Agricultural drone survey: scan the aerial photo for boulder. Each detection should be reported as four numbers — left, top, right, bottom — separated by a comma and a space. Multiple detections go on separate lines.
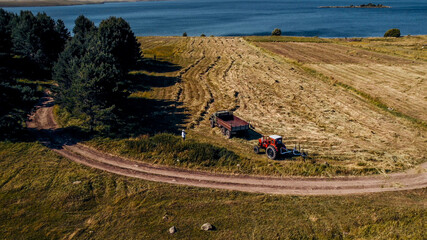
201, 223, 214, 231
169, 226, 177, 234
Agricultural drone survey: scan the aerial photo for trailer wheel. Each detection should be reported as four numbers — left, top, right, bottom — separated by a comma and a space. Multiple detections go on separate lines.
266, 146, 277, 160
253, 145, 260, 154
221, 127, 226, 135
210, 120, 215, 128
226, 129, 231, 139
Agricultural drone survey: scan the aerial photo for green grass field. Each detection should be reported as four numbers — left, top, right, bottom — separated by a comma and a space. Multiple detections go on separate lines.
1, 141, 425, 239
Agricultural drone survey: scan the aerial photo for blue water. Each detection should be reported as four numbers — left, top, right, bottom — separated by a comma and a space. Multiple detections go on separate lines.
4, 0, 427, 37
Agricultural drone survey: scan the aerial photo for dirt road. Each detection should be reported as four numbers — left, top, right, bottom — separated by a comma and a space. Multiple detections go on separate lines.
27, 95, 427, 195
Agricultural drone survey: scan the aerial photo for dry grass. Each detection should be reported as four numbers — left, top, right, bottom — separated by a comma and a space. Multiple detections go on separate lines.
336, 35, 427, 62
116, 36, 427, 176
254, 41, 427, 123
1, 141, 426, 239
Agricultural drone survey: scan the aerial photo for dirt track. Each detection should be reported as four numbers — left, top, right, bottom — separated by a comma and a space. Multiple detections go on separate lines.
27, 95, 427, 195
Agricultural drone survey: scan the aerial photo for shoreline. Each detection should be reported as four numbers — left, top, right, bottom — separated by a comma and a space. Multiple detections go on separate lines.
0, 0, 159, 7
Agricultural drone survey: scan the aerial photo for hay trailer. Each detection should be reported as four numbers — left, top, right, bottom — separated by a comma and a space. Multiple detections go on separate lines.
209, 111, 249, 138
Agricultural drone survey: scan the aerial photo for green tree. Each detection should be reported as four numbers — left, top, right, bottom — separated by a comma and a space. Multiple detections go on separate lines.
384, 28, 401, 37
71, 39, 122, 131
271, 28, 282, 36
98, 17, 141, 72
0, 57, 37, 138
73, 15, 96, 40
11, 11, 70, 71
0, 9, 14, 53
54, 16, 141, 132
53, 16, 95, 110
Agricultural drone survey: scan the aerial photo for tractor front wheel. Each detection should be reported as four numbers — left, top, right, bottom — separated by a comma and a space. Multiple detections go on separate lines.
210, 120, 215, 128
253, 145, 260, 154
266, 146, 277, 160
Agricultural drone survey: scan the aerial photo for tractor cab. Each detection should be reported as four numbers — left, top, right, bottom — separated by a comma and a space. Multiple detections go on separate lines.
254, 135, 306, 160
269, 135, 283, 146
258, 135, 285, 148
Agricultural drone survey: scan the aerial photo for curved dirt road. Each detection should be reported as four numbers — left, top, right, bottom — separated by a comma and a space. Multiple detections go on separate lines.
27, 95, 427, 195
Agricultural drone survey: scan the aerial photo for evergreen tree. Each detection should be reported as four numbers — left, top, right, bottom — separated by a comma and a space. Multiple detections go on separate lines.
0, 9, 14, 53
72, 38, 123, 131
73, 15, 96, 38
53, 16, 95, 110
0, 57, 37, 138
54, 15, 141, 132
11, 11, 70, 71
98, 17, 141, 72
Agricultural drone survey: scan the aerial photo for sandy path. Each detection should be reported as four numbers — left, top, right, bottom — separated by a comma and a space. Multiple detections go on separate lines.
27, 95, 427, 195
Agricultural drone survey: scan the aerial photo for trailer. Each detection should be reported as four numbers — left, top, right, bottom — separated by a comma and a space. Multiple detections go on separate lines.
209, 111, 249, 138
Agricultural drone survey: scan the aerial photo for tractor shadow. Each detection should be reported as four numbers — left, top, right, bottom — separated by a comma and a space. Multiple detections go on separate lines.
254, 150, 307, 161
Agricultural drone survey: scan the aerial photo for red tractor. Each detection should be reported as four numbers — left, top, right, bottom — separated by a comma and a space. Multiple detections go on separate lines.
254, 135, 306, 160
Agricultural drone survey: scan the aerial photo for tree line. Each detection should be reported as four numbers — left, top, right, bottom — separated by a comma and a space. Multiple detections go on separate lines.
0, 9, 141, 138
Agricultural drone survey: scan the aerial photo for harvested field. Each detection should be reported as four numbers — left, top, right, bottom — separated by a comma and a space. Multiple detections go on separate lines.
255, 41, 427, 123
129, 36, 427, 175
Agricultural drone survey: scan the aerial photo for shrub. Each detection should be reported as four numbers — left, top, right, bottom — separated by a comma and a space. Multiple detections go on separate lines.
271, 28, 282, 36
200, 34, 206, 37
182, 32, 187, 37
384, 28, 401, 37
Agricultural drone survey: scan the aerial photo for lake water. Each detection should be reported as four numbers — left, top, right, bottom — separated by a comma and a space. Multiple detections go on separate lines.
4, 0, 427, 37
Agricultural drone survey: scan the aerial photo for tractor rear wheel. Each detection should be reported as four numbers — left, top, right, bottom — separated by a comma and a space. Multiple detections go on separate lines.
226, 129, 231, 139
266, 145, 277, 160
253, 145, 260, 154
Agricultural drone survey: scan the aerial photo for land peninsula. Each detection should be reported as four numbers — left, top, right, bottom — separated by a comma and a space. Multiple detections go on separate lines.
320, 3, 391, 8
0, 0, 156, 7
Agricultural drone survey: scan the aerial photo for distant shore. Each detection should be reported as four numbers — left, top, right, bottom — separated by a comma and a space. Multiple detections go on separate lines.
0, 0, 158, 7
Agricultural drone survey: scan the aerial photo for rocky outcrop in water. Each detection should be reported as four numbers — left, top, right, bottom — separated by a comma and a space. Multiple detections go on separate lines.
320, 3, 391, 8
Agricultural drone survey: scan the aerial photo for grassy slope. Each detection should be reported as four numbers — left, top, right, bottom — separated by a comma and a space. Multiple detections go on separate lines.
1, 141, 426, 239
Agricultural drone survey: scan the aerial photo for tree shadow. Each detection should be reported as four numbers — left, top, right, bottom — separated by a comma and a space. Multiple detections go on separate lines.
128, 73, 181, 92
116, 97, 189, 138
136, 58, 182, 73
2, 54, 51, 81
26, 126, 94, 149
113, 57, 189, 138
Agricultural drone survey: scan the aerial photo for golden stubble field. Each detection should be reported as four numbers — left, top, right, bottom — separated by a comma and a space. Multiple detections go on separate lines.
136, 36, 426, 174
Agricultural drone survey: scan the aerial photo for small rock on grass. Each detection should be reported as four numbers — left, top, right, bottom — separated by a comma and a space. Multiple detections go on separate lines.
201, 223, 215, 231
169, 226, 177, 234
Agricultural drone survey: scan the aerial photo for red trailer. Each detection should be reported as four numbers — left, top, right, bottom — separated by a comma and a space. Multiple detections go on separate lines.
209, 111, 249, 138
